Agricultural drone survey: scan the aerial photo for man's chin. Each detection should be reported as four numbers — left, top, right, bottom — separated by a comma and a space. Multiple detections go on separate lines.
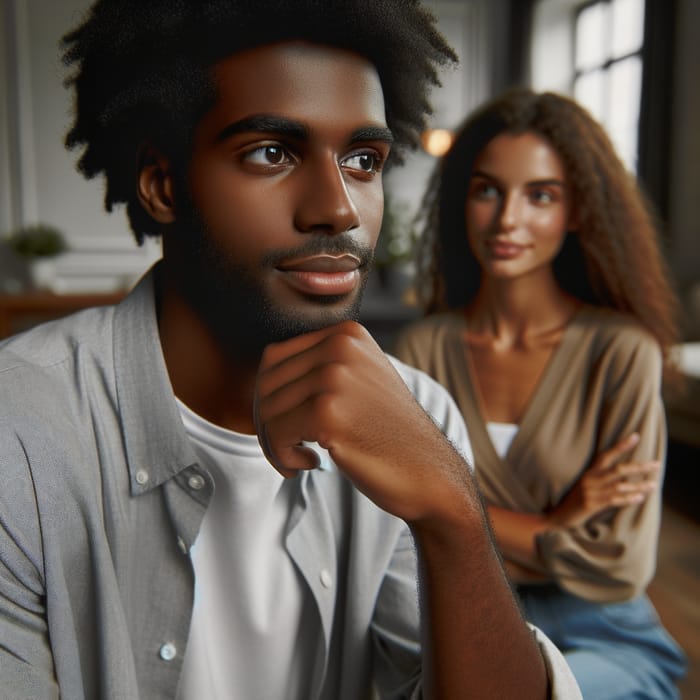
179, 258, 368, 359
207, 296, 364, 362
272, 299, 363, 340
275, 282, 367, 333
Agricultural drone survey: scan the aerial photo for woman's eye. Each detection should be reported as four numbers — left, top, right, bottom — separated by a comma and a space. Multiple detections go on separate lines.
343, 152, 380, 174
472, 182, 499, 199
244, 145, 291, 166
530, 189, 554, 204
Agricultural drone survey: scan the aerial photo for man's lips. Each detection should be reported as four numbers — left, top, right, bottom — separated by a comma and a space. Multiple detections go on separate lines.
276, 254, 363, 296
277, 253, 362, 273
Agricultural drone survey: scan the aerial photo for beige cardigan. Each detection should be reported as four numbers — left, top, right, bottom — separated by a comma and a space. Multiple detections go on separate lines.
395, 306, 665, 603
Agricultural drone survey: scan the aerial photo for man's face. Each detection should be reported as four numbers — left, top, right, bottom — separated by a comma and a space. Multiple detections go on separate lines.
166, 41, 392, 358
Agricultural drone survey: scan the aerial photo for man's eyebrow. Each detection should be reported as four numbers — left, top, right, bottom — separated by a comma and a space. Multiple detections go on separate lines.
349, 126, 394, 145
214, 115, 394, 146
215, 115, 309, 143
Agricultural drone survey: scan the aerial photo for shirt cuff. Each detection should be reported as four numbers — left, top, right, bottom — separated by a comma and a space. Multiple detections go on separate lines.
529, 623, 582, 699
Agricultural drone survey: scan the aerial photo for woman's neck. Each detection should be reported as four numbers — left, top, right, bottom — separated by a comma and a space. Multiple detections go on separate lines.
466, 273, 580, 349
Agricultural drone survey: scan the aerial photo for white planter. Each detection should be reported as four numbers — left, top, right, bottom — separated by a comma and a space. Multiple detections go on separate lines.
28, 258, 57, 291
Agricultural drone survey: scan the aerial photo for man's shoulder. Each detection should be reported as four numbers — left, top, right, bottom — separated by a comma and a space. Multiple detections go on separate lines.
386, 353, 474, 467
0, 304, 116, 372
0, 305, 118, 428
387, 352, 446, 398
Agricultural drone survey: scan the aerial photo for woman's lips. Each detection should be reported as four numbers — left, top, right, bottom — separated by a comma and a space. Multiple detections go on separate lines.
277, 254, 362, 296
488, 239, 526, 260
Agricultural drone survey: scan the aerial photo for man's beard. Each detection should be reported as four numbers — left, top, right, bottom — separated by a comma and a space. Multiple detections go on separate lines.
170, 205, 374, 362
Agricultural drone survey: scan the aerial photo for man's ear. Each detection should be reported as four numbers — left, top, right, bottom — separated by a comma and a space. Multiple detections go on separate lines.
136, 143, 177, 224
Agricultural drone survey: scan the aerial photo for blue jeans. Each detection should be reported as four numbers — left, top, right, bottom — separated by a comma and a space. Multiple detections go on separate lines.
516, 585, 687, 699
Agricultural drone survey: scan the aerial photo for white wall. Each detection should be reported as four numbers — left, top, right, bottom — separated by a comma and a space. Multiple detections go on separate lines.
0, 0, 161, 293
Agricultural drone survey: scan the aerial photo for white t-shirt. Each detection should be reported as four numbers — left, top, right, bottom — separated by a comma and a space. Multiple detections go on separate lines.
486, 421, 519, 459
175, 399, 317, 700
174, 356, 475, 698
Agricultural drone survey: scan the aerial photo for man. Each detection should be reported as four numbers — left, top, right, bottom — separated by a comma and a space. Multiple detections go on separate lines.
0, 1, 580, 697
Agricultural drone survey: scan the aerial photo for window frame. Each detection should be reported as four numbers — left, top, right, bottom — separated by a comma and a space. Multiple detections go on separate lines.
571, 0, 646, 172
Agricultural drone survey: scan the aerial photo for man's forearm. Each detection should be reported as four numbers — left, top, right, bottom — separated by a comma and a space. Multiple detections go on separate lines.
411, 498, 549, 699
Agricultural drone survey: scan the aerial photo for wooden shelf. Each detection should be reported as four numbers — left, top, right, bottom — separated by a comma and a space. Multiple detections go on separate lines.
0, 291, 125, 339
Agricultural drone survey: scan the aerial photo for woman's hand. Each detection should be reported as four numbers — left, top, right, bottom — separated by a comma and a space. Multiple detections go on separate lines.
549, 433, 660, 529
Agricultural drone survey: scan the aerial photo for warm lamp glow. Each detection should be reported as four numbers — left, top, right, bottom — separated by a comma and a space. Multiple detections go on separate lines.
421, 128, 454, 156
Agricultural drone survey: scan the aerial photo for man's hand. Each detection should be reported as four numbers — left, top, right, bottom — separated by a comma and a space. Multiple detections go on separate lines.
254, 320, 471, 524
256, 320, 550, 699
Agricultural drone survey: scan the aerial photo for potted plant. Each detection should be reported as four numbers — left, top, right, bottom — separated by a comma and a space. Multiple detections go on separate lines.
373, 193, 416, 296
5, 223, 68, 291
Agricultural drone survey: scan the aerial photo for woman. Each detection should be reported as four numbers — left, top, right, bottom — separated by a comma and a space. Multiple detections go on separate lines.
395, 88, 687, 699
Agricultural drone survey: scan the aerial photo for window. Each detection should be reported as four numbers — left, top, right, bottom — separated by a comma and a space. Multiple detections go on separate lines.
573, 0, 645, 171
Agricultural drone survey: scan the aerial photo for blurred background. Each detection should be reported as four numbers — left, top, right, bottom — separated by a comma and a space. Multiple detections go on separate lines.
1, 0, 698, 333
1, 0, 698, 695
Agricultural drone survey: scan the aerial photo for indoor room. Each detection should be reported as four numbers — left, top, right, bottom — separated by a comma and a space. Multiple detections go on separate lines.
1, 1, 698, 696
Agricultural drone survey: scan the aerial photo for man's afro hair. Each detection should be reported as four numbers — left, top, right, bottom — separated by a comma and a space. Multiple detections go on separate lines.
61, 0, 457, 242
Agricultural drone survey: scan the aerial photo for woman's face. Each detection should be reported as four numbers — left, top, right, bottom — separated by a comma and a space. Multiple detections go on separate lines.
464, 131, 573, 282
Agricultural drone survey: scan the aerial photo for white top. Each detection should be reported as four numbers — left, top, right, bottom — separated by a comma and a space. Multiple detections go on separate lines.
175, 399, 315, 700
486, 421, 519, 459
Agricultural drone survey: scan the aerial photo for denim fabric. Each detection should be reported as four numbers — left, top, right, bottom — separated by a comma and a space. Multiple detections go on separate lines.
517, 584, 687, 699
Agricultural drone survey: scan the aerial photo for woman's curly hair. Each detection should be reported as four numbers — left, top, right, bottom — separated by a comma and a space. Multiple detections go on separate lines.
415, 87, 682, 378
61, 0, 457, 244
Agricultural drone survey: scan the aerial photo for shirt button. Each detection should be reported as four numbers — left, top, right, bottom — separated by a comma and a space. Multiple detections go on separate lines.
135, 469, 149, 485
187, 473, 205, 491
319, 569, 333, 589
159, 642, 177, 661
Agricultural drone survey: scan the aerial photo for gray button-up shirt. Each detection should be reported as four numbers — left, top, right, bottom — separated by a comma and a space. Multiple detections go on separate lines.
0, 271, 581, 699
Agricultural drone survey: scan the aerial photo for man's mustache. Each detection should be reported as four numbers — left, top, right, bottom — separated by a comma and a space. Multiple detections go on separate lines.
261, 235, 374, 270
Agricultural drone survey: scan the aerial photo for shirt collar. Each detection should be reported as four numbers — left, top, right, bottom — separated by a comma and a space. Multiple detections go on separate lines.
113, 264, 199, 495
112, 265, 336, 495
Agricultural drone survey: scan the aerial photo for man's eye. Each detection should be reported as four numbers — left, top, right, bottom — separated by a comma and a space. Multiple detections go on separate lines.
343, 152, 380, 173
244, 145, 291, 166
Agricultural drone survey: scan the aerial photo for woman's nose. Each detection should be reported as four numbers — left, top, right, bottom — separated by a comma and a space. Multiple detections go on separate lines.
497, 192, 521, 231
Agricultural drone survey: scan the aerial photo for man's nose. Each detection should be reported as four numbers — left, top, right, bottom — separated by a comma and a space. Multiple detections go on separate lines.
293, 157, 360, 235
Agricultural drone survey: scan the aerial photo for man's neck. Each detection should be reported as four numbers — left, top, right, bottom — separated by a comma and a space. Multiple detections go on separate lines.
157, 287, 259, 434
